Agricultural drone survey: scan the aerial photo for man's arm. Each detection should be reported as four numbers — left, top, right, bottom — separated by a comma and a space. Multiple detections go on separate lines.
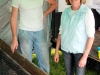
10, 7, 19, 53
44, 0, 57, 17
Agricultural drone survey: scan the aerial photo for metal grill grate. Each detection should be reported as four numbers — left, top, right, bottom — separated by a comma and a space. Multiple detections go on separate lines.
0, 49, 31, 75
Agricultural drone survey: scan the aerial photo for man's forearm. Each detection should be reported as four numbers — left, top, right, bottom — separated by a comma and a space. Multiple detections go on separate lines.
10, 18, 17, 40
10, 7, 18, 40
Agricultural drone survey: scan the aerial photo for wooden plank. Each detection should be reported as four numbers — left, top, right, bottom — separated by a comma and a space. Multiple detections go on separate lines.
88, 55, 100, 62
88, 31, 100, 62
0, 39, 48, 75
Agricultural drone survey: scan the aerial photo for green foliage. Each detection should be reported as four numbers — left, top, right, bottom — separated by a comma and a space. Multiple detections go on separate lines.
50, 54, 66, 75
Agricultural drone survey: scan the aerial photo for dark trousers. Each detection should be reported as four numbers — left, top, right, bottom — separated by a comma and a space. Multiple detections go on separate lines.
62, 51, 86, 75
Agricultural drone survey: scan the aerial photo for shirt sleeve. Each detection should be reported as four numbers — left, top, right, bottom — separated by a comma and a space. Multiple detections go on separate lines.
59, 25, 62, 34
59, 11, 64, 34
85, 8, 95, 37
12, 0, 19, 8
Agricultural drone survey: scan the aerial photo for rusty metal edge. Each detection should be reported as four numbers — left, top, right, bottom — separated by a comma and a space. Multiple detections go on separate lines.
0, 39, 48, 75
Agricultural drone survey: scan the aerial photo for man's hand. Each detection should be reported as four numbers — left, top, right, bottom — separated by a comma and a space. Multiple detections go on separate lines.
11, 39, 18, 54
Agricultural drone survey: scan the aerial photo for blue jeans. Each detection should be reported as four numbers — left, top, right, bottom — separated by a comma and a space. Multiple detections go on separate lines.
18, 29, 50, 74
62, 51, 86, 75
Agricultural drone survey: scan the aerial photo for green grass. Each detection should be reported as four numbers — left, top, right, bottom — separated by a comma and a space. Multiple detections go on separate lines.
32, 48, 100, 75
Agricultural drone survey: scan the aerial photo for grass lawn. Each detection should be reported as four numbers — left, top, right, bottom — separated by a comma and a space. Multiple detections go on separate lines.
32, 48, 100, 75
